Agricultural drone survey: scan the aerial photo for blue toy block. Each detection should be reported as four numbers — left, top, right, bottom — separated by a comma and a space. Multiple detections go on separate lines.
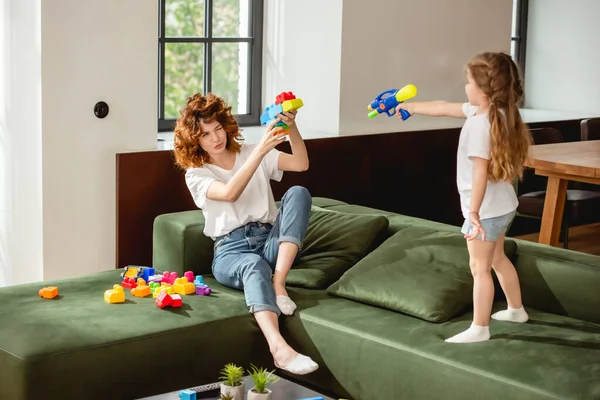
179, 389, 196, 400
260, 103, 287, 128
141, 267, 155, 283
194, 275, 205, 287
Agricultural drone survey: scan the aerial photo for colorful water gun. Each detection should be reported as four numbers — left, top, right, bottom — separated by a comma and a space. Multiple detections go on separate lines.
260, 91, 304, 134
367, 84, 417, 120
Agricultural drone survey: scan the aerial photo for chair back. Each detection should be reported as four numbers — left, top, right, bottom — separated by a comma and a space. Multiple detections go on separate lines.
529, 127, 563, 145
519, 127, 564, 194
581, 118, 600, 141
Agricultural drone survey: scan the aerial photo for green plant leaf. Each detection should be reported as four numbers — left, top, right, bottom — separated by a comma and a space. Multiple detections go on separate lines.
247, 364, 279, 393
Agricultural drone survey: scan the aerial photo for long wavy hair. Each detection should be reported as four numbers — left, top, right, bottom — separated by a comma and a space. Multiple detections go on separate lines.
173, 93, 244, 169
467, 52, 532, 182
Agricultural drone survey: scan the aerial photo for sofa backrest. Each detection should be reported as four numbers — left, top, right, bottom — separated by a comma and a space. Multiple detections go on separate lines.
513, 239, 600, 324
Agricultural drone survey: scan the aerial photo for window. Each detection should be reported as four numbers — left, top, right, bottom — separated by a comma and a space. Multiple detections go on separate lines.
158, 0, 264, 131
511, 0, 528, 76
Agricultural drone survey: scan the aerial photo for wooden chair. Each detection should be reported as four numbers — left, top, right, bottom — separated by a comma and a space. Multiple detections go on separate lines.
515, 127, 600, 248
581, 117, 600, 141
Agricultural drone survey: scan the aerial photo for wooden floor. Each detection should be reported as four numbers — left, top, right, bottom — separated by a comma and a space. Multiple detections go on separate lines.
514, 223, 600, 256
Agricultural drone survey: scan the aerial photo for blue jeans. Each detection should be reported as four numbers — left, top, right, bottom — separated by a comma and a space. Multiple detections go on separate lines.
211, 186, 312, 315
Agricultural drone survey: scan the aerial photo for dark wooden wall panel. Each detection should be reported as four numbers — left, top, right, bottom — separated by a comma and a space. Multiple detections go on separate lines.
116, 119, 585, 269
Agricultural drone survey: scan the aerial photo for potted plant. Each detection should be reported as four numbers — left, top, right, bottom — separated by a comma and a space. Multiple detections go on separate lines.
246, 364, 280, 400
219, 363, 245, 400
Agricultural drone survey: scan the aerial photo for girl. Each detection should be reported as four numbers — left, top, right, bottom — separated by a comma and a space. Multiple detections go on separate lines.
396, 52, 531, 343
173, 93, 318, 373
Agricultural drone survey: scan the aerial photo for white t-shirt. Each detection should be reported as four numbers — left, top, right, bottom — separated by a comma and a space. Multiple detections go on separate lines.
185, 143, 283, 239
456, 103, 518, 220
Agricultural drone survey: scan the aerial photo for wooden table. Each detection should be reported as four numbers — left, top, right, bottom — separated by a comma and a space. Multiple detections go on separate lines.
524, 140, 600, 246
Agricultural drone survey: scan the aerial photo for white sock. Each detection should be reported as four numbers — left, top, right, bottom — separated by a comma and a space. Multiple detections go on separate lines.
445, 322, 490, 343
492, 306, 529, 323
276, 353, 319, 375
276, 295, 297, 316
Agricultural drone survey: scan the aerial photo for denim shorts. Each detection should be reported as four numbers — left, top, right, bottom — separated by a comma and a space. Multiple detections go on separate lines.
461, 210, 516, 242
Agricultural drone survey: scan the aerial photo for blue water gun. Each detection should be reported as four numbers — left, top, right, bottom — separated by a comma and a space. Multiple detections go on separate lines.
367, 84, 417, 120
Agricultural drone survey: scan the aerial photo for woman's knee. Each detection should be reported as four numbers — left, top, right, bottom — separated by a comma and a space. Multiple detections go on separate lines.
284, 186, 311, 205
239, 255, 273, 281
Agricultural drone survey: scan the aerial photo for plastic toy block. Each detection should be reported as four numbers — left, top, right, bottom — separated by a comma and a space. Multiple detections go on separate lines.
148, 274, 163, 283
171, 294, 183, 308
260, 103, 285, 125
122, 277, 138, 289
179, 389, 196, 400
137, 278, 147, 286
121, 266, 141, 280
174, 278, 195, 295
141, 267, 155, 283
104, 285, 125, 304
155, 291, 172, 308
162, 271, 178, 285
193, 275, 205, 287
281, 98, 304, 113
184, 271, 194, 283
39, 286, 59, 299
131, 285, 150, 298
276, 91, 296, 104
195, 285, 212, 296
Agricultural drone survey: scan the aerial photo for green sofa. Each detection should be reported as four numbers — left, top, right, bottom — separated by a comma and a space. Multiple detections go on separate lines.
1, 198, 599, 399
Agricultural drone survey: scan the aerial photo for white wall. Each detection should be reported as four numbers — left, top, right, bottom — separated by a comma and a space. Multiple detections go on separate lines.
262, 0, 343, 135
524, 0, 600, 113
41, 0, 157, 280
262, 0, 512, 137
0, 0, 43, 286
339, 0, 513, 135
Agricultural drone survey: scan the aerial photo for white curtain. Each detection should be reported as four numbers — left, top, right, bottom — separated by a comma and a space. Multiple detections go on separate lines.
0, 0, 43, 287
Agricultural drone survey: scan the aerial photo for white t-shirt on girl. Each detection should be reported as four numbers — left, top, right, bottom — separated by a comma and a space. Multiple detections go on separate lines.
456, 102, 518, 220
185, 143, 283, 239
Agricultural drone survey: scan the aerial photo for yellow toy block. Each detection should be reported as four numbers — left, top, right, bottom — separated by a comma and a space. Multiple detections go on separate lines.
131, 285, 150, 298
137, 278, 147, 286
281, 98, 304, 113
39, 286, 59, 299
153, 286, 174, 298
173, 277, 195, 295
104, 285, 125, 304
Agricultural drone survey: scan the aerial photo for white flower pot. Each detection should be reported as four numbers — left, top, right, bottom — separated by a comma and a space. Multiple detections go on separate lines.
247, 388, 272, 400
220, 382, 245, 400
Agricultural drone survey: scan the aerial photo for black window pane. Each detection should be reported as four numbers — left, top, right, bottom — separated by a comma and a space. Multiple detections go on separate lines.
166, 0, 205, 37
164, 42, 205, 118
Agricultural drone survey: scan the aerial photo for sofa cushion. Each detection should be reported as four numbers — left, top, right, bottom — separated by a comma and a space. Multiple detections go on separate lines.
286, 206, 389, 289
327, 226, 518, 322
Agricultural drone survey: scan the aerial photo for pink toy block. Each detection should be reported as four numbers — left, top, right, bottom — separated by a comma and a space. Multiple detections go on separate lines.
162, 271, 178, 285
184, 271, 194, 283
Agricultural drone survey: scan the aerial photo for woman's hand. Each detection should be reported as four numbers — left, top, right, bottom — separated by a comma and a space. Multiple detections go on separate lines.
256, 118, 286, 156
276, 109, 297, 128
465, 212, 486, 241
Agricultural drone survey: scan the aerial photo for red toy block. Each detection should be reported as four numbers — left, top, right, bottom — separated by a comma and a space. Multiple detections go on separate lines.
155, 291, 172, 308
122, 277, 138, 289
275, 91, 296, 104
171, 294, 183, 308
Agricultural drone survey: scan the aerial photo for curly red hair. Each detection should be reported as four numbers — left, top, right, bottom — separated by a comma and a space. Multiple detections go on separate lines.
173, 93, 244, 169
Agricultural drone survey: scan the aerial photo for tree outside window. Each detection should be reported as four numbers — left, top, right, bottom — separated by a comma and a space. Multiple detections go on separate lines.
158, 0, 263, 131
